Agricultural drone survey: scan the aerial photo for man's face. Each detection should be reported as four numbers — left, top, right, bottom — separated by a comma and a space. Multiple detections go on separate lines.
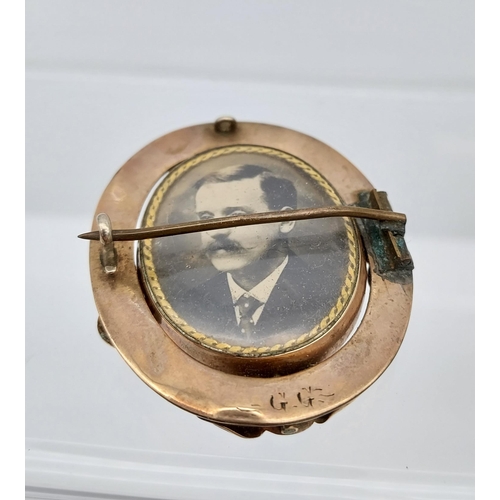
195, 177, 288, 273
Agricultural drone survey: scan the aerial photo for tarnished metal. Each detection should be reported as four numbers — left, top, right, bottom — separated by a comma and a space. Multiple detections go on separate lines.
356, 190, 413, 283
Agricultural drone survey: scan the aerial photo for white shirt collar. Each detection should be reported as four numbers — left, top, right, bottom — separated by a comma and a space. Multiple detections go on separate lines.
226, 255, 289, 325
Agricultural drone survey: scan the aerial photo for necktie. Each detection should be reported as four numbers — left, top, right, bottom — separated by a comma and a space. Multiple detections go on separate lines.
235, 294, 263, 341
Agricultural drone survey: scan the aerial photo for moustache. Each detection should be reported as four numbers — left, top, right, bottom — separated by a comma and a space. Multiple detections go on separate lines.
206, 236, 243, 255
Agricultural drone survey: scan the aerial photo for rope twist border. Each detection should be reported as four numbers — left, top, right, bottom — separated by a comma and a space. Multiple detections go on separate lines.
140, 145, 359, 357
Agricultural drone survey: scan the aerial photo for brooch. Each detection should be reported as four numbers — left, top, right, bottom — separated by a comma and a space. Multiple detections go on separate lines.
79, 117, 413, 437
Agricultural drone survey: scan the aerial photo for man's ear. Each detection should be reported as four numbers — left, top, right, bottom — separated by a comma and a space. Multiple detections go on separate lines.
279, 206, 296, 234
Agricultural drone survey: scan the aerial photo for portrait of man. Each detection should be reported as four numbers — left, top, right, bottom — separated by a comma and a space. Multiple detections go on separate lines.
142, 146, 356, 351
170, 164, 334, 344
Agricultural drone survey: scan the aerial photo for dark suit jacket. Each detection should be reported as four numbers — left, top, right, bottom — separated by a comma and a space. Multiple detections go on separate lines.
171, 252, 336, 345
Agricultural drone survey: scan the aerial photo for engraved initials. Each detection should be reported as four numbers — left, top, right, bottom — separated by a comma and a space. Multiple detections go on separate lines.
270, 392, 288, 411
297, 386, 322, 407
269, 387, 335, 410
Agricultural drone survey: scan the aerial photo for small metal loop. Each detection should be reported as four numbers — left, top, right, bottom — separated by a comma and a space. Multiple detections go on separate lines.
98, 223, 112, 246
97, 213, 117, 274
214, 116, 237, 134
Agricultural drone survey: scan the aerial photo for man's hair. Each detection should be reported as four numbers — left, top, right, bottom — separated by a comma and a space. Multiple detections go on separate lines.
194, 164, 297, 210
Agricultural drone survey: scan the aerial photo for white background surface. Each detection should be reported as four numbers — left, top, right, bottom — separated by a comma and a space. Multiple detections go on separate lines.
25, 2, 474, 499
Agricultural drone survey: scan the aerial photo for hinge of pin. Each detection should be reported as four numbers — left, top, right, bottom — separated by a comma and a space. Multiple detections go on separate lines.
355, 190, 414, 283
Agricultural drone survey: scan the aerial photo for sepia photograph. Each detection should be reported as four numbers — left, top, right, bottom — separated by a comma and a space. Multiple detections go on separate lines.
141, 146, 359, 350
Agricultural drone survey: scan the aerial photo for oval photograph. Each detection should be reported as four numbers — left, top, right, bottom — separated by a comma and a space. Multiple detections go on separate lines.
139, 145, 360, 356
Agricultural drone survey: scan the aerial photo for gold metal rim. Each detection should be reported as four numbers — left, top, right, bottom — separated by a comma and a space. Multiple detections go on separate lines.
89, 122, 413, 428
